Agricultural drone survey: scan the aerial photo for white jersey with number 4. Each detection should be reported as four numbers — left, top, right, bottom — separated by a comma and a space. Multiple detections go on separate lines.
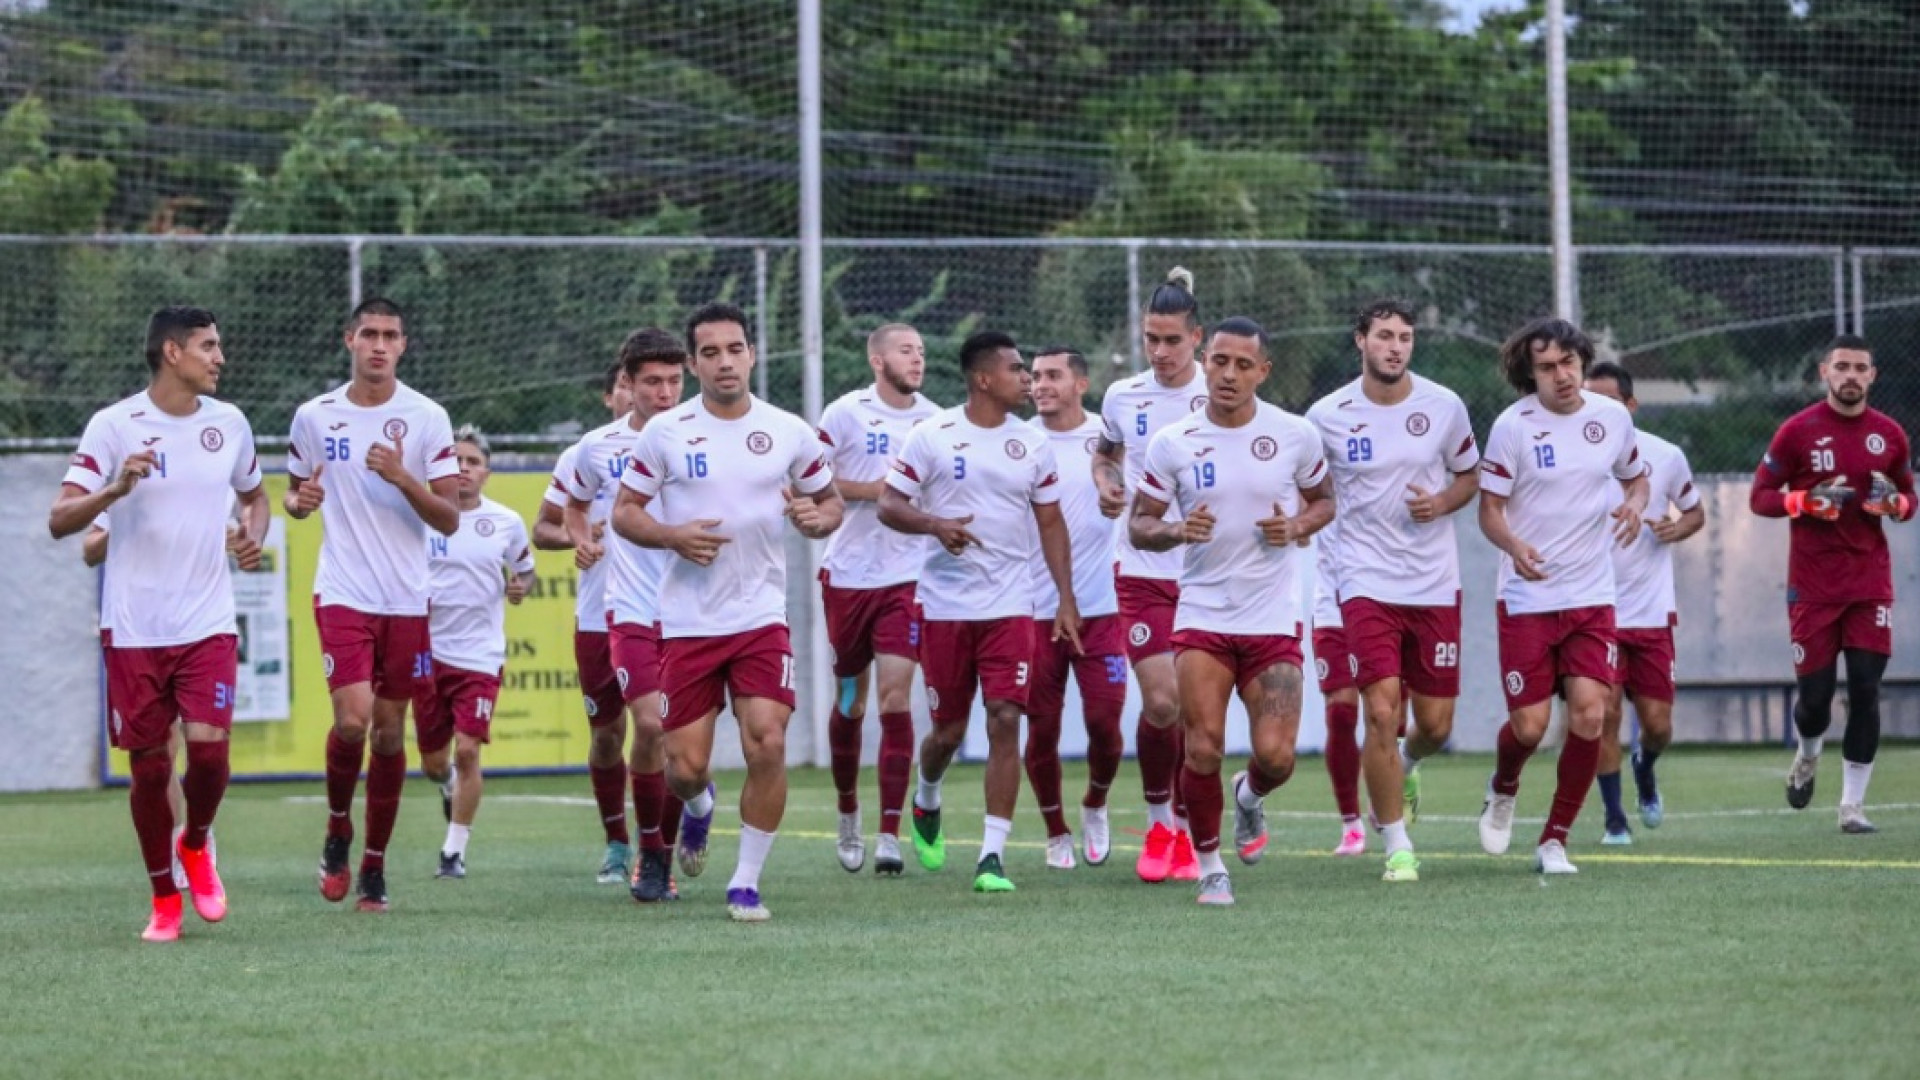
622, 396, 833, 639
564, 417, 668, 628
544, 443, 610, 633
65, 392, 263, 647
1307, 374, 1479, 607
427, 497, 534, 673
1100, 368, 1209, 582
888, 406, 1062, 622
1141, 402, 1329, 637
817, 387, 939, 589
1027, 415, 1116, 620
1480, 392, 1645, 615
287, 381, 459, 617
1611, 430, 1700, 629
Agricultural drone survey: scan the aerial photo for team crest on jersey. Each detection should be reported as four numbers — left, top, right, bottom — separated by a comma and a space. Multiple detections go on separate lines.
1084, 435, 1099, 455
1251, 436, 1278, 461
475, 518, 496, 537
746, 431, 773, 455
1406, 412, 1431, 437
1129, 622, 1151, 647
1005, 439, 1027, 460
1504, 670, 1524, 696
1582, 421, 1605, 444
199, 426, 224, 452
384, 418, 409, 442
1868, 433, 1887, 455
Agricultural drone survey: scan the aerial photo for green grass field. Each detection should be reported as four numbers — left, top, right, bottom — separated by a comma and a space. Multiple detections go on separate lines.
4, 745, 1917, 1080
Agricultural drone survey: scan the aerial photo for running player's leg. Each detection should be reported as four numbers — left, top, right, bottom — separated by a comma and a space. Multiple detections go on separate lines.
1024, 620, 1073, 861
1349, 597, 1413, 859
436, 669, 497, 878
613, 621, 673, 894
413, 671, 455, 819
822, 582, 876, 868
1311, 624, 1363, 853
1596, 681, 1632, 843
1620, 627, 1676, 829
1120, 576, 1184, 876
354, 616, 427, 911
1174, 644, 1237, 905
575, 630, 632, 881
1787, 602, 1843, 810
1069, 616, 1129, 865
1482, 606, 1558, 856
107, 644, 185, 939
166, 722, 186, 842
1533, 609, 1615, 872
1398, 601, 1460, 831
1839, 644, 1888, 832
316, 605, 377, 900
974, 618, 1036, 891
719, 627, 800, 919
172, 634, 235, 921
871, 651, 917, 869
912, 621, 978, 873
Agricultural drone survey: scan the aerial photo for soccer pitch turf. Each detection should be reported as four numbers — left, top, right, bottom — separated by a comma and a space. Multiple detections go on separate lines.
3, 746, 1916, 1080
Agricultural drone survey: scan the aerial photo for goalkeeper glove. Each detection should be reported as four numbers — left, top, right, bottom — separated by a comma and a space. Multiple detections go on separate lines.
1862, 470, 1911, 520
1783, 476, 1854, 521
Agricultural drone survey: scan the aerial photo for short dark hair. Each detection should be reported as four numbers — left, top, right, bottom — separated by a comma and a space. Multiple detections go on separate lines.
1585, 359, 1635, 401
1034, 344, 1087, 376
348, 296, 405, 332
1146, 266, 1200, 327
144, 305, 218, 372
960, 330, 1019, 373
684, 302, 751, 353
1824, 334, 1873, 363
1500, 317, 1594, 394
1354, 298, 1417, 336
618, 327, 687, 378
602, 360, 625, 395
1210, 316, 1270, 359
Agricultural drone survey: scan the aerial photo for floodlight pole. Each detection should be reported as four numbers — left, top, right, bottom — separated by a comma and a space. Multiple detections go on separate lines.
798, 0, 832, 769
1547, 0, 1577, 321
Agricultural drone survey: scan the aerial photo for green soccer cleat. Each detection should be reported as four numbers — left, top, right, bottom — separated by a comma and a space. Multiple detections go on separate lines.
972, 853, 1015, 893
911, 805, 946, 872
1403, 765, 1422, 826
1382, 849, 1420, 883
596, 841, 632, 886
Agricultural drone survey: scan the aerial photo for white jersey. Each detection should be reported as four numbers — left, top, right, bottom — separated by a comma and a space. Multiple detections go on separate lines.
544, 443, 610, 633
1307, 374, 1479, 607
1027, 415, 1117, 619
287, 381, 458, 616
817, 387, 940, 588
564, 416, 670, 628
426, 497, 534, 673
1312, 519, 1343, 630
1480, 392, 1646, 615
622, 396, 833, 639
65, 392, 262, 647
1141, 402, 1329, 636
888, 406, 1063, 622
1611, 430, 1700, 629
1099, 367, 1210, 581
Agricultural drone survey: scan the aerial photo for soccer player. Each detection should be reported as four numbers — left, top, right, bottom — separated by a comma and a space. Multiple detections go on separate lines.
1025, 346, 1127, 868
286, 297, 461, 913
534, 360, 640, 883
564, 329, 691, 903
49, 305, 269, 941
1476, 318, 1649, 875
417, 428, 535, 879
1306, 299, 1480, 883
1583, 361, 1704, 844
1310, 539, 1367, 856
1092, 266, 1210, 883
880, 330, 1081, 893
1750, 335, 1914, 833
612, 302, 843, 922
815, 323, 938, 875
1128, 317, 1333, 906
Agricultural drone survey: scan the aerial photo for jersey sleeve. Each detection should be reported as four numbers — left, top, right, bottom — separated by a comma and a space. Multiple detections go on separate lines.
285, 405, 318, 481
1099, 386, 1125, 447
63, 413, 119, 494
420, 405, 460, 483
1139, 429, 1180, 506
1443, 396, 1480, 473
562, 440, 603, 503
1669, 447, 1702, 513
504, 516, 536, 575
1027, 438, 1063, 507
546, 445, 579, 507
788, 418, 835, 497
1293, 427, 1330, 490
816, 399, 848, 453
229, 416, 263, 494
1758, 418, 1798, 483
1479, 412, 1518, 499
1612, 423, 1646, 482
622, 425, 668, 500
886, 424, 936, 497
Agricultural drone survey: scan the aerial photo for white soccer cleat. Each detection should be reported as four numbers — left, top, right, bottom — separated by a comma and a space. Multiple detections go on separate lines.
1786, 750, 1818, 810
1535, 840, 1578, 875
1046, 834, 1077, 870
836, 811, 866, 872
873, 832, 905, 876
1479, 776, 1517, 856
1333, 820, 1367, 856
1839, 804, 1878, 834
1079, 806, 1110, 866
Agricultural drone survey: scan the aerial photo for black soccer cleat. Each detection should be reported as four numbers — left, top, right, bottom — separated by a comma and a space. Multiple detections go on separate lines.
355, 867, 389, 912
631, 848, 673, 904
436, 852, 466, 880
1786, 750, 1818, 811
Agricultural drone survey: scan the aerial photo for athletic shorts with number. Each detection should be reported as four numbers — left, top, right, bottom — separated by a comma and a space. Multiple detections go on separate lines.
412, 663, 502, 754
1614, 625, 1678, 704
1116, 572, 1179, 663
1172, 627, 1305, 695
573, 629, 626, 729
920, 617, 1037, 726
820, 573, 919, 678
101, 630, 237, 752
659, 624, 795, 732
1311, 623, 1355, 696
1789, 600, 1892, 676
1027, 614, 1129, 719
610, 619, 663, 704
1341, 595, 1463, 698
315, 602, 431, 698
1496, 602, 1616, 710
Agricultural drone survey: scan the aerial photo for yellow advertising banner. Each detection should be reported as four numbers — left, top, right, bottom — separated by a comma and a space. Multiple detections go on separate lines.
105, 470, 595, 781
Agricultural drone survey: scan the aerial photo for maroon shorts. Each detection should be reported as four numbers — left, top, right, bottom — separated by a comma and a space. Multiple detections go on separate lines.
659, 624, 795, 732
1789, 601, 1892, 676
1311, 623, 1356, 695
1614, 625, 1678, 704
1116, 573, 1180, 662
315, 603, 431, 698
101, 631, 237, 752
1027, 614, 1130, 719
1496, 603, 1617, 710
572, 630, 626, 728
1172, 628, 1305, 695
610, 620, 663, 704
413, 663, 502, 753
820, 574, 919, 677
921, 617, 1037, 726
1341, 596, 1463, 698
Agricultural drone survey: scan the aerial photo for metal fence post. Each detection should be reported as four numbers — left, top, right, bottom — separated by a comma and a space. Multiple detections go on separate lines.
1851, 251, 1866, 335
1833, 252, 1847, 336
755, 245, 770, 401
1125, 239, 1143, 372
